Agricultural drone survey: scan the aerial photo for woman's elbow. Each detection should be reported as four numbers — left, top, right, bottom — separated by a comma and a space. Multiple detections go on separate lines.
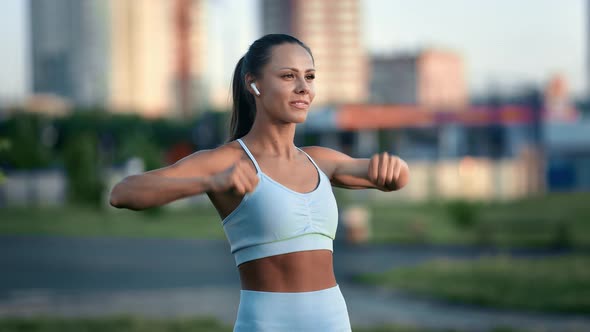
109, 183, 125, 208
109, 178, 140, 210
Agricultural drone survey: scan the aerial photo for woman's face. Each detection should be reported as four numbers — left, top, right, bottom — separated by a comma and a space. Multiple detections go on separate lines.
252, 43, 316, 124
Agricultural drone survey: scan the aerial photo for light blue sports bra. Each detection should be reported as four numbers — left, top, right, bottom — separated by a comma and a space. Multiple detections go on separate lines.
222, 139, 339, 266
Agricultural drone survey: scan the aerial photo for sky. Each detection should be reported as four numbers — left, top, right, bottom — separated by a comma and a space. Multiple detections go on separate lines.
0, 0, 586, 101
363, 0, 586, 97
0, 0, 29, 101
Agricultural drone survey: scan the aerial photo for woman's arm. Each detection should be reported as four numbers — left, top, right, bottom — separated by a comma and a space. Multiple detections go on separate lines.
109, 172, 212, 211
110, 147, 259, 210
302, 146, 409, 191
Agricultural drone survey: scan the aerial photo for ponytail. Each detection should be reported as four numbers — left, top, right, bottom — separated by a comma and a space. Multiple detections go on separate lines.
228, 56, 255, 141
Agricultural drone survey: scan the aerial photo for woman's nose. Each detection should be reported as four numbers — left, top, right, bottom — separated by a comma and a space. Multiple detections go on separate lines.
295, 79, 310, 94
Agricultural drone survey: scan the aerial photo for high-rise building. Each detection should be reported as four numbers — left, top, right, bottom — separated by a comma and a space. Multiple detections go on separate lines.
261, 0, 368, 106
544, 74, 578, 122
109, 0, 209, 118
30, 0, 109, 107
370, 50, 468, 110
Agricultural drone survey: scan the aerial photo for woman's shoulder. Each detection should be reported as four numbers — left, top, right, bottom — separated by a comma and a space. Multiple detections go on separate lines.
212, 140, 245, 155
300, 145, 352, 177
300, 145, 349, 161
166, 141, 245, 176
198, 140, 245, 165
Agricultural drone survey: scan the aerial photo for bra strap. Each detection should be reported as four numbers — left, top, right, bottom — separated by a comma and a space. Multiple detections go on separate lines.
237, 139, 261, 173
297, 147, 322, 175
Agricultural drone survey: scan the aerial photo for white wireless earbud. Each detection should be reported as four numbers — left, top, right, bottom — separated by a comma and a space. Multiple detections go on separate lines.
250, 82, 261, 96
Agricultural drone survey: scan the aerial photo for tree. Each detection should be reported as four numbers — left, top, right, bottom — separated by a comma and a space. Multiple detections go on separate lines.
63, 133, 104, 207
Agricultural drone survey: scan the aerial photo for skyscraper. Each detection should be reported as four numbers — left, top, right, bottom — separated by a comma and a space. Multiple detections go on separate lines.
109, 0, 208, 117
370, 50, 467, 110
30, 0, 109, 107
261, 0, 368, 106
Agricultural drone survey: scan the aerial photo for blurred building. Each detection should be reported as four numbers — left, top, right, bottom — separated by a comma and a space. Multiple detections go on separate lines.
109, 0, 208, 118
544, 74, 578, 122
30, 0, 109, 108
546, 121, 590, 191
297, 96, 590, 197
23, 94, 72, 117
370, 50, 468, 110
261, 0, 368, 106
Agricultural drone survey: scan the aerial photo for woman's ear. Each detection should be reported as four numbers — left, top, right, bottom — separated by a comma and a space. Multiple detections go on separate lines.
250, 82, 261, 96
244, 73, 260, 96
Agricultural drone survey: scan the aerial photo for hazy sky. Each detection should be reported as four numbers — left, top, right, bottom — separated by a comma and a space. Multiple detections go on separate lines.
0, 0, 28, 101
363, 0, 586, 96
0, 0, 586, 101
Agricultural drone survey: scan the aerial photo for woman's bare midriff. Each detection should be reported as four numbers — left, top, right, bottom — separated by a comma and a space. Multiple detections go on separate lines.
238, 249, 336, 292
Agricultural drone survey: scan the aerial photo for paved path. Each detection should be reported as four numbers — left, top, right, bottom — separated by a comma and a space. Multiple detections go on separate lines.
1, 235, 589, 331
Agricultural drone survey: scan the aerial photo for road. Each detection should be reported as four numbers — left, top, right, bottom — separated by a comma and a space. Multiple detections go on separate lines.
1, 235, 588, 331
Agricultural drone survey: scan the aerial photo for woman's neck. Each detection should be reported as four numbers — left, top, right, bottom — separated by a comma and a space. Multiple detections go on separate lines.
243, 119, 298, 159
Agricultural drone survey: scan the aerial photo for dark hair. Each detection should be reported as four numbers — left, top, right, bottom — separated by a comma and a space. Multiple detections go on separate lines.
228, 34, 314, 141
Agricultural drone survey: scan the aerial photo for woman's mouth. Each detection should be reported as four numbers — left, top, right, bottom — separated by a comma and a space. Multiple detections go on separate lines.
289, 100, 310, 109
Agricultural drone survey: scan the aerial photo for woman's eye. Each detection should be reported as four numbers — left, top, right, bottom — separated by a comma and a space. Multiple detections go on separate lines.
282, 73, 294, 79
306, 74, 315, 80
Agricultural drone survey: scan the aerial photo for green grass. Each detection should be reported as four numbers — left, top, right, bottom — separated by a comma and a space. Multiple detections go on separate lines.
356, 327, 526, 332
0, 317, 231, 332
0, 205, 225, 239
1, 193, 589, 249
0, 317, 530, 332
366, 192, 590, 249
356, 254, 590, 314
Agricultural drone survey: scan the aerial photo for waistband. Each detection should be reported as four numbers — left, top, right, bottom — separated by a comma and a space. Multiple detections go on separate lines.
235, 283, 351, 331
240, 284, 340, 296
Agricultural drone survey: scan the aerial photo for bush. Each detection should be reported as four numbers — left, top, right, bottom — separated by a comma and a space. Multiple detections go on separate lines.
0, 112, 54, 169
63, 133, 105, 207
117, 132, 163, 171
446, 199, 480, 229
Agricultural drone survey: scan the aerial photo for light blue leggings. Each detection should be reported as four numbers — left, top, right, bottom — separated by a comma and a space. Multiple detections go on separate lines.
234, 284, 352, 331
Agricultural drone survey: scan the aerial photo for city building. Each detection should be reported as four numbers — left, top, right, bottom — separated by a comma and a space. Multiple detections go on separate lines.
370, 50, 468, 111
261, 0, 368, 106
544, 74, 578, 122
297, 93, 590, 197
29, 1, 296, 117
108, 0, 209, 118
30, 0, 109, 107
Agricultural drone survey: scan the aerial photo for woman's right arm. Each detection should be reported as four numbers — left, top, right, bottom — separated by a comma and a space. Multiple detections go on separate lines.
109, 147, 258, 211
109, 173, 211, 211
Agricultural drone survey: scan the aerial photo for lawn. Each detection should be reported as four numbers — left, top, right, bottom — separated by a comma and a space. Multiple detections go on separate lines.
1, 192, 589, 249
0, 317, 529, 332
0, 204, 225, 239
365, 192, 590, 249
356, 254, 590, 314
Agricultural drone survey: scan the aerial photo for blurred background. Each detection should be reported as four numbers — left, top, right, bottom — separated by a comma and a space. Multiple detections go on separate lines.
0, 0, 589, 331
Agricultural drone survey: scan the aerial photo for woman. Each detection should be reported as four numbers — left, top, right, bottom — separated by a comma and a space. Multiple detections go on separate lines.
110, 34, 409, 331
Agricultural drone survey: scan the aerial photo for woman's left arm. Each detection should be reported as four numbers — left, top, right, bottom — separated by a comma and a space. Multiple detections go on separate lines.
302, 146, 409, 191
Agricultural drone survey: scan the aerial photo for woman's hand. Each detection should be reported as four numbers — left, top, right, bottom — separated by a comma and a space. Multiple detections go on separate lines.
208, 159, 259, 195
300, 146, 410, 191
368, 152, 409, 191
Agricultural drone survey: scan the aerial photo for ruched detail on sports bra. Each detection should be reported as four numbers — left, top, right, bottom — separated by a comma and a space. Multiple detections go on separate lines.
222, 139, 339, 266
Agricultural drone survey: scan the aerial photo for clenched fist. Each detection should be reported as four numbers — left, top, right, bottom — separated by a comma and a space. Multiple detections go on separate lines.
209, 159, 259, 195
368, 152, 408, 191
